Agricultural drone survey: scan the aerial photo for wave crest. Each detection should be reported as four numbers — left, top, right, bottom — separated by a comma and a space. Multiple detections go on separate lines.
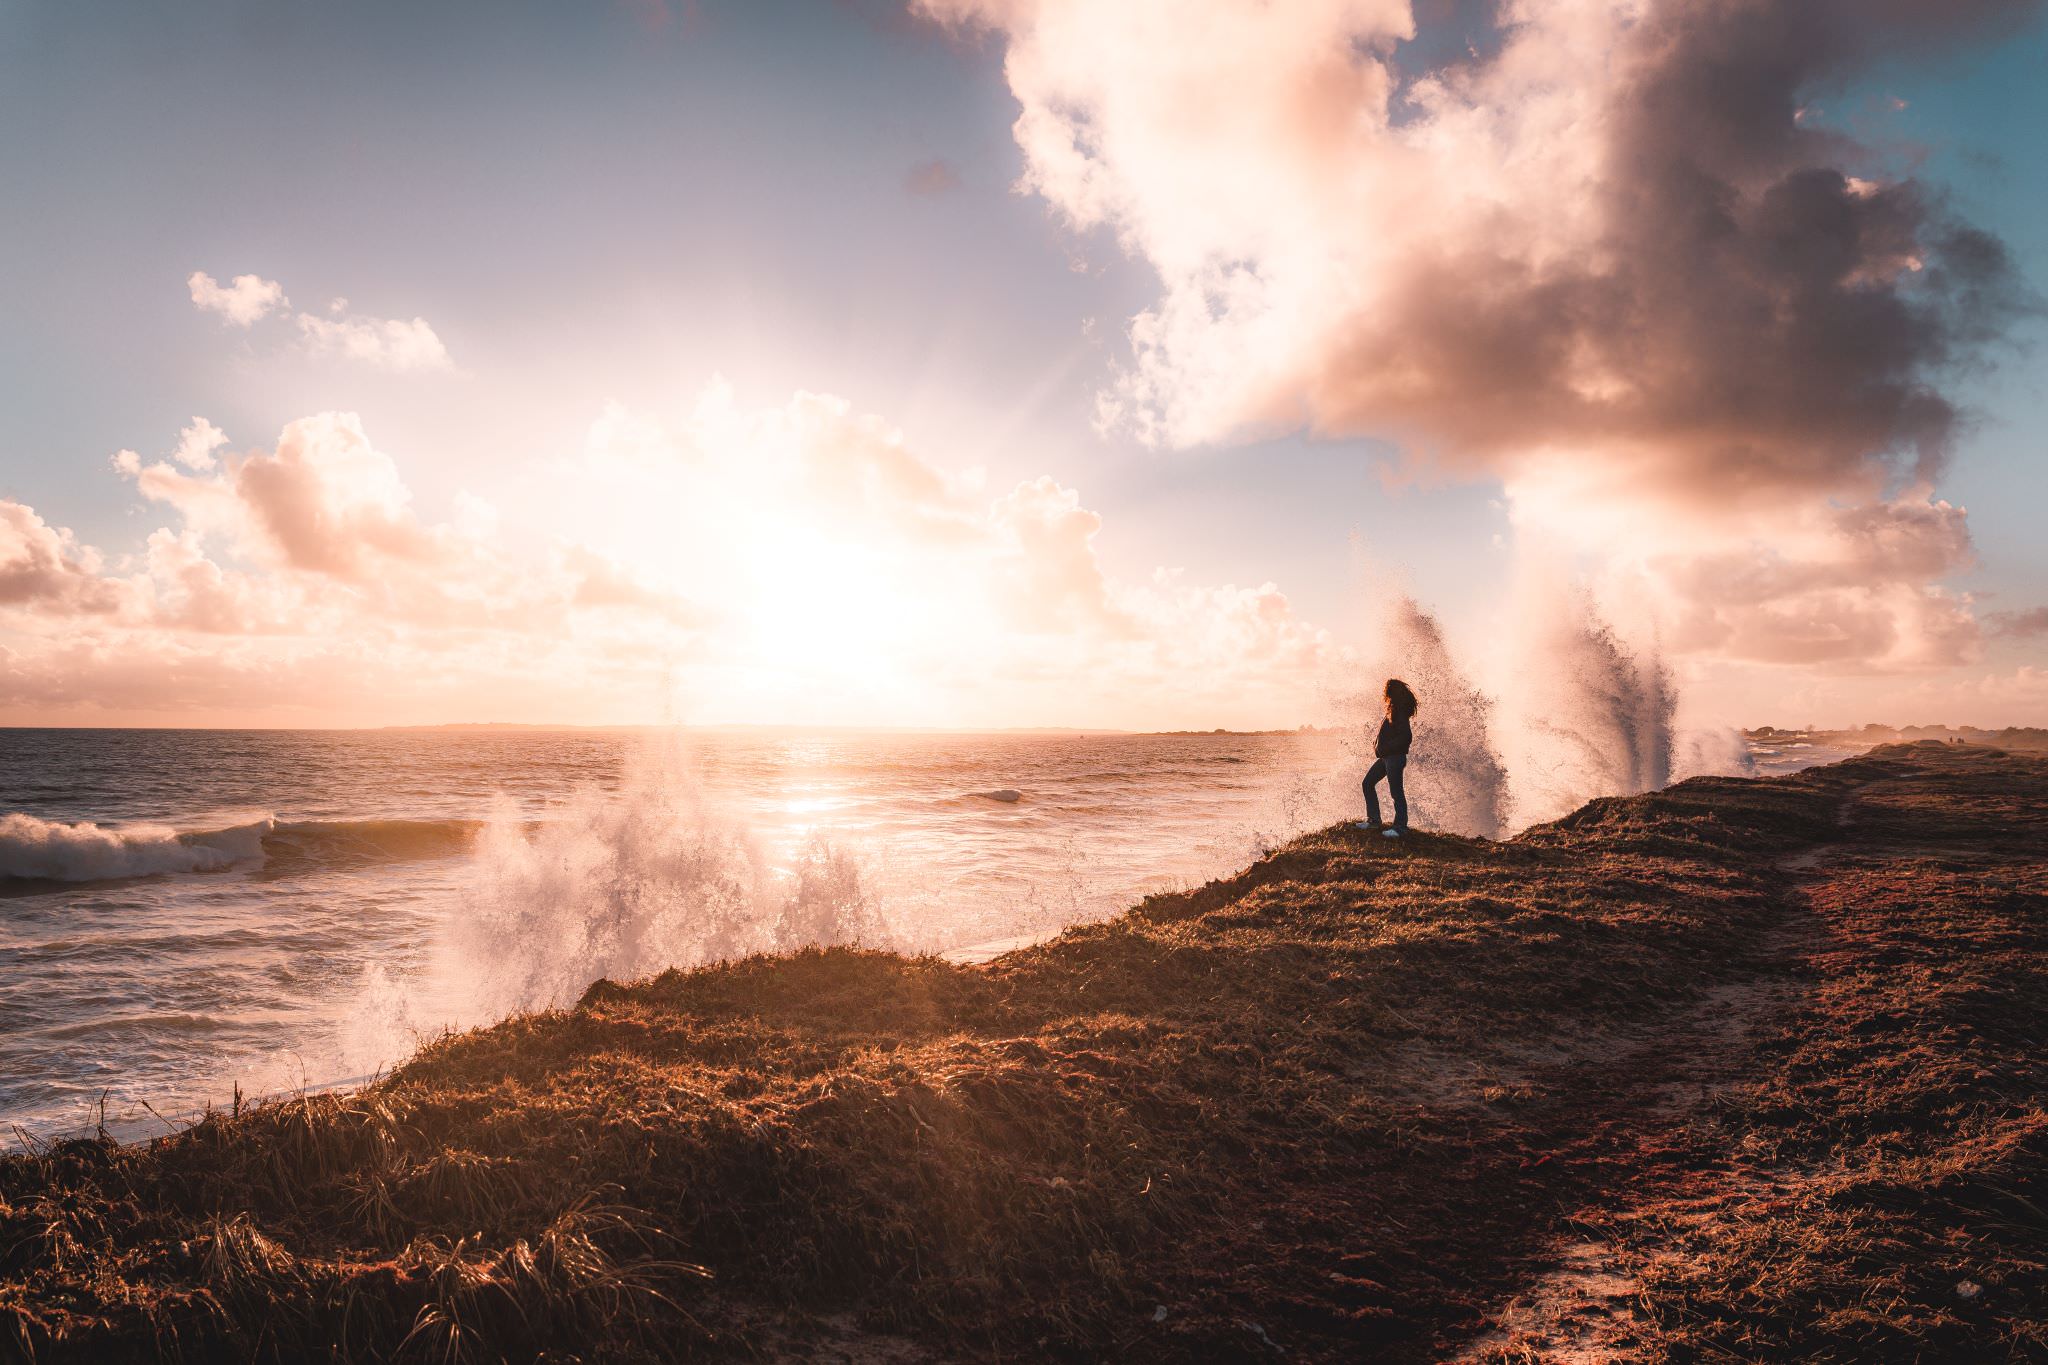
0, 814, 482, 884
0, 814, 270, 882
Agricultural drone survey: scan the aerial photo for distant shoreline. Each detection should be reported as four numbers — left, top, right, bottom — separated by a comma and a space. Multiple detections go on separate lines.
1746, 723, 2048, 751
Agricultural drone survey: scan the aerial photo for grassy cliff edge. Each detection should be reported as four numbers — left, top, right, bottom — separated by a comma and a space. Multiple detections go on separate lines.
4, 744, 2044, 1362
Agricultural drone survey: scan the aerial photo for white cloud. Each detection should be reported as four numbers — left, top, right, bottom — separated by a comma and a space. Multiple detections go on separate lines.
171, 416, 229, 471
186, 269, 453, 372
296, 311, 453, 372
0, 501, 130, 616
110, 413, 569, 631
1, 388, 1337, 727
187, 271, 287, 326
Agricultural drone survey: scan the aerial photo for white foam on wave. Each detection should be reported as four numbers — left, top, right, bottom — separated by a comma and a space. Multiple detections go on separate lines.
0, 813, 271, 882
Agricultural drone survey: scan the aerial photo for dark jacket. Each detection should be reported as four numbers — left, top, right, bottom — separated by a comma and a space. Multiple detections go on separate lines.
1374, 714, 1412, 759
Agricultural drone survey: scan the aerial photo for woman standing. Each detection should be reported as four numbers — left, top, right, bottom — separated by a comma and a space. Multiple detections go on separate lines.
1361, 679, 1417, 838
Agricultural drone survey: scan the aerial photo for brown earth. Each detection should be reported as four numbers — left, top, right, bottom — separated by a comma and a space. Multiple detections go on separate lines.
2, 743, 2043, 1362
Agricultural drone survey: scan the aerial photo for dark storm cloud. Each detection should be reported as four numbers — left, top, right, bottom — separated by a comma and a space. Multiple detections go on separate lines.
921, 0, 2041, 670
1324, 0, 2038, 504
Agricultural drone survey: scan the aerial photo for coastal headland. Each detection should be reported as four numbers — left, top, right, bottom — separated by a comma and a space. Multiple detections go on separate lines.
3, 744, 2042, 1361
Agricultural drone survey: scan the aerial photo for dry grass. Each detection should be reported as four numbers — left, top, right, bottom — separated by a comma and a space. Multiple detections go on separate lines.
2, 744, 2041, 1361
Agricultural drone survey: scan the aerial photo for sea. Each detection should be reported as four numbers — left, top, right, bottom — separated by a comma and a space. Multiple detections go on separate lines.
0, 726, 1855, 1140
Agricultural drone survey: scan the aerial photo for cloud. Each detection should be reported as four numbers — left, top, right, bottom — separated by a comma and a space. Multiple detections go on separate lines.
0, 501, 130, 616
904, 157, 962, 194
138, 528, 304, 635
1987, 606, 2048, 638
226, 413, 447, 576
121, 412, 437, 580
920, 0, 2040, 676
563, 545, 709, 626
188, 269, 453, 371
987, 475, 1127, 633
171, 416, 228, 471
561, 385, 1333, 726
98, 414, 705, 646
777, 390, 981, 543
187, 271, 287, 326
617, 0, 702, 35
296, 311, 454, 372
1635, 497, 1982, 669
922, 0, 2029, 479
2, 389, 1331, 727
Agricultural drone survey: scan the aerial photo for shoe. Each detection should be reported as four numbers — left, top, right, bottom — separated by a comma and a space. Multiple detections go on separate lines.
1382, 828, 1402, 838
1355, 820, 1381, 831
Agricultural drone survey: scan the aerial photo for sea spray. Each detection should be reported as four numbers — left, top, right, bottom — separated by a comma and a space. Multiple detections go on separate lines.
449, 736, 889, 1019
1500, 591, 1679, 826
1331, 566, 1758, 832
323, 737, 895, 1078
1671, 725, 1757, 783
1339, 595, 1511, 838
1245, 767, 1354, 855
776, 836, 885, 952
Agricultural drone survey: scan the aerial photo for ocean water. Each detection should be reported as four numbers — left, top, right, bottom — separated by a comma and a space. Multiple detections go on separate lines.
0, 725, 1821, 1140
1742, 735, 1868, 777
0, 727, 1363, 1138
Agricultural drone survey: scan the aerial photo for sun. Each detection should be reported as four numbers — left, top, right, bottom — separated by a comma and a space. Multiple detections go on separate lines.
731, 518, 948, 697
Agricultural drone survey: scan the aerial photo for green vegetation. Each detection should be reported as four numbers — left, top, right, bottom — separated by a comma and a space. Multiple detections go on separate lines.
4, 745, 2043, 1361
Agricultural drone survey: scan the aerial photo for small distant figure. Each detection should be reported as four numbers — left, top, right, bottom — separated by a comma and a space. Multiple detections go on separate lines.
1360, 678, 1417, 838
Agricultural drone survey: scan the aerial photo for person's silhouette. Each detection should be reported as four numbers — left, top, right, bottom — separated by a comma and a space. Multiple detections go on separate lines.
1361, 678, 1416, 838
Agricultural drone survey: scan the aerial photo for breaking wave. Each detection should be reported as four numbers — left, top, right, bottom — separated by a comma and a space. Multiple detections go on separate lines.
0, 814, 479, 885
0, 814, 269, 883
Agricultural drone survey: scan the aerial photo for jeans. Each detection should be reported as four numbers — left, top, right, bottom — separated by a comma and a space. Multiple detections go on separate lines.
1364, 754, 1407, 830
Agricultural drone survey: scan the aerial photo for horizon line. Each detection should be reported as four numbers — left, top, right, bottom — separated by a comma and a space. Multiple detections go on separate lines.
0, 720, 2042, 737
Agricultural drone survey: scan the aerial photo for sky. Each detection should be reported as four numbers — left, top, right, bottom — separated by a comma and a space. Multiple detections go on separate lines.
1, 0, 2044, 731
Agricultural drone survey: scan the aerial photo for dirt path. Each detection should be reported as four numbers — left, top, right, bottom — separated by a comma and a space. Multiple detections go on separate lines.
1448, 822, 1852, 1362
1450, 750, 2048, 1363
